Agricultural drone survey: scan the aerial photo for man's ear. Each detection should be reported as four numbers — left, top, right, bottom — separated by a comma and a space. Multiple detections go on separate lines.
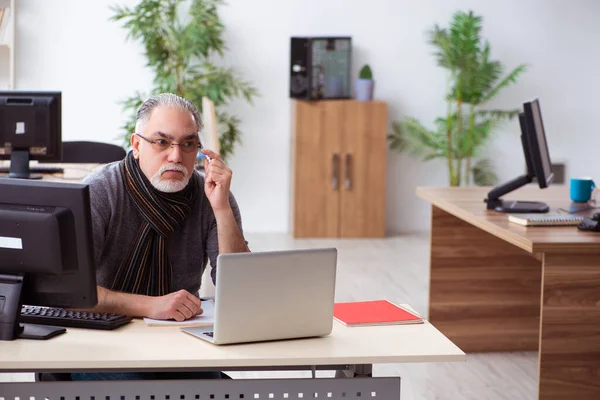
131, 134, 140, 159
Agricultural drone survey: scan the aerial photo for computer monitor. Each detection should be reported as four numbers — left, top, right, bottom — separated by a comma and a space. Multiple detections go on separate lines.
0, 178, 97, 341
524, 99, 553, 188
485, 98, 554, 213
0, 91, 62, 179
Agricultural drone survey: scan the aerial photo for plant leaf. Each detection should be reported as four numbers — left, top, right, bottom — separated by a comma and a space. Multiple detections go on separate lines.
389, 118, 447, 160
472, 158, 498, 186
480, 64, 527, 103
109, 0, 258, 161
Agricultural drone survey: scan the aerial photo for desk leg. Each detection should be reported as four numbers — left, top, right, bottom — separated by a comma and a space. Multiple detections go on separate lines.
429, 206, 542, 352
539, 252, 600, 400
335, 364, 373, 378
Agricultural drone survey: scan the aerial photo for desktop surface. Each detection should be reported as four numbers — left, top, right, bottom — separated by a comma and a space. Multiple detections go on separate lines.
417, 185, 600, 253
0, 165, 64, 174
0, 161, 101, 182
0, 309, 465, 372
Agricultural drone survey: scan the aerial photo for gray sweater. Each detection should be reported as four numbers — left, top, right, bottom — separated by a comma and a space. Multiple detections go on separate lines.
81, 162, 245, 295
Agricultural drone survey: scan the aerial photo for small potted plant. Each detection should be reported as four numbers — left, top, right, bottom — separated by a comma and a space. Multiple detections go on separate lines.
355, 64, 374, 101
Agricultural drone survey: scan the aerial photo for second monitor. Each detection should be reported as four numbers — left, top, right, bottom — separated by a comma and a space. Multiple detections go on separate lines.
0, 91, 62, 179
485, 98, 554, 213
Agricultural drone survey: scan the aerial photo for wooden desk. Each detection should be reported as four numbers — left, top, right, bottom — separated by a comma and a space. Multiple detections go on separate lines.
417, 186, 600, 400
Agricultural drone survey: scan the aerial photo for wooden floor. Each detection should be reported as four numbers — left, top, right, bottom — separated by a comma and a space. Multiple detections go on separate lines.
0, 232, 538, 400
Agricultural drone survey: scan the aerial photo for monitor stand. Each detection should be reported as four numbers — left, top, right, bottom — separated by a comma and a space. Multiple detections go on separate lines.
485, 174, 550, 214
0, 274, 66, 341
491, 200, 549, 213
8, 149, 42, 179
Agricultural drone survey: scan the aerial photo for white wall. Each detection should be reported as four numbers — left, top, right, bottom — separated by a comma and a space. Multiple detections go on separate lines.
15, 0, 600, 233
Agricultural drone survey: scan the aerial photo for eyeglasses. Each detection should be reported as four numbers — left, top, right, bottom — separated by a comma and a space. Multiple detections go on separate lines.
135, 133, 201, 154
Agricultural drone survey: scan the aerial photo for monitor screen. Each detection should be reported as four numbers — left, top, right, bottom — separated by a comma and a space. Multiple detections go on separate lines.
0, 178, 97, 340
0, 91, 62, 179
523, 99, 553, 188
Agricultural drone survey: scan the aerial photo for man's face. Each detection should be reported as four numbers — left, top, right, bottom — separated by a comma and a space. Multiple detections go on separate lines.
131, 106, 199, 192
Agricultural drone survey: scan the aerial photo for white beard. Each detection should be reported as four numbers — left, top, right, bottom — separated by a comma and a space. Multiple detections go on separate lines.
150, 164, 191, 193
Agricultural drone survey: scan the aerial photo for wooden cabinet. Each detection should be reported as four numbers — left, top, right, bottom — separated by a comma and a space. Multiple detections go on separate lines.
292, 100, 387, 238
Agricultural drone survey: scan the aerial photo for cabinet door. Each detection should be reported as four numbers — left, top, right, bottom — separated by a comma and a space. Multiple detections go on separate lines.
339, 101, 387, 237
293, 101, 343, 237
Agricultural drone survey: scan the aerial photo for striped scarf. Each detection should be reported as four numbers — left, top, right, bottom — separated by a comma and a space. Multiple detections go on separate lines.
111, 152, 198, 296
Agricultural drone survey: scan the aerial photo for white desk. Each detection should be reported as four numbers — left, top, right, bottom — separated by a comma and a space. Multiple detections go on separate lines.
0, 317, 464, 372
1, 313, 464, 399
0, 162, 101, 182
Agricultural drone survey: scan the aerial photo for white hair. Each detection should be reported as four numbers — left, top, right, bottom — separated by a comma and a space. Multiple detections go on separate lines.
135, 93, 202, 134
150, 163, 191, 193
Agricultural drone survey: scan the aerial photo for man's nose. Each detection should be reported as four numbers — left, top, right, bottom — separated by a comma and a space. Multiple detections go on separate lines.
167, 144, 183, 163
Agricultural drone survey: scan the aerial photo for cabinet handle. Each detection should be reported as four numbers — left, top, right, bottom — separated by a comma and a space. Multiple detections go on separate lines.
345, 153, 352, 190
331, 153, 340, 190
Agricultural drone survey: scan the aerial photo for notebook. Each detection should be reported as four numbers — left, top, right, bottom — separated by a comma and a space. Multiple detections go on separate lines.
508, 213, 584, 226
333, 300, 423, 327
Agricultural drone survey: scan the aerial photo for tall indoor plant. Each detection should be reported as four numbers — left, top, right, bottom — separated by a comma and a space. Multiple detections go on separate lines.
389, 10, 527, 186
110, 0, 258, 161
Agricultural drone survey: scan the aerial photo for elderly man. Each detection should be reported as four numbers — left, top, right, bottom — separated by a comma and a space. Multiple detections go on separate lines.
85, 93, 249, 321
39, 93, 247, 382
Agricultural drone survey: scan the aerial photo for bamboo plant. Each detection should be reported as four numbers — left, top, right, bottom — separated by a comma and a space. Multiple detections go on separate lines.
389, 10, 527, 186
110, 0, 258, 161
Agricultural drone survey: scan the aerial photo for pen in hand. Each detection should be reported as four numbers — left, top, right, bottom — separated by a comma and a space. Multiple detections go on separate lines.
197, 153, 212, 162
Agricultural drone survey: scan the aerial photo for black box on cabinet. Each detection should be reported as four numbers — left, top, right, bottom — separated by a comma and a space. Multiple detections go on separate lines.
290, 37, 352, 100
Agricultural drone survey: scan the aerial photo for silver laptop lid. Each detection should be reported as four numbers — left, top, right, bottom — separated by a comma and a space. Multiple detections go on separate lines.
212, 248, 337, 344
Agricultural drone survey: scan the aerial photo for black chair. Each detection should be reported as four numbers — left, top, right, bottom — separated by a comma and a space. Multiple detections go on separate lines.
47, 141, 126, 163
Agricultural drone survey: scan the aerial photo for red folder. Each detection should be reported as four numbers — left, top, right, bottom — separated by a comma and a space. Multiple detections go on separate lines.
333, 300, 423, 326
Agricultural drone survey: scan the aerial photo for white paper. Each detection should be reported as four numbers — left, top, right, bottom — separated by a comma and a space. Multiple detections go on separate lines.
143, 299, 214, 327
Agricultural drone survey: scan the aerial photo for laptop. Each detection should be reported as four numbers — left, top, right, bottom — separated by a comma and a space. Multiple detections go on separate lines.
181, 248, 337, 345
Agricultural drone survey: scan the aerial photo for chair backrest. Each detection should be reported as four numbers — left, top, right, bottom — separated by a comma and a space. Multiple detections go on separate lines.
51, 141, 126, 163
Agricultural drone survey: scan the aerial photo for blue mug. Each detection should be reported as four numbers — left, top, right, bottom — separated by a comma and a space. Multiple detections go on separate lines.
570, 177, 596, 203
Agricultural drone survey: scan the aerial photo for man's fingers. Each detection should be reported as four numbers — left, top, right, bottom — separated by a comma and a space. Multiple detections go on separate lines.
206, 166, 231, 178
206, 159, 227, 170
184, 291, 201, 307
201, 148, 220, 161
205, 163, 229, 178
177, 302, 195, 320
172, 310, 187, 322
182, 296, 202, 316
197, 307, 204, 316
206, 171, 229, 183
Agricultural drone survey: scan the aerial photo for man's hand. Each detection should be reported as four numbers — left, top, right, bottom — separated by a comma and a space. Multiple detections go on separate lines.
202, 149, 232, 213
147, 289, 203, 321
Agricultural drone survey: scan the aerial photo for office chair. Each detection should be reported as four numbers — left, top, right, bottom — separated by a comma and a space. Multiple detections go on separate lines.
47, 141, 126, 163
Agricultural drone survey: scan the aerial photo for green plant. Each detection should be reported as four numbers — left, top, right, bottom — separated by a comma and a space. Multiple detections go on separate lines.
359, 64, 373, 80
110, 0, 258, 161
388, 10, 527, 186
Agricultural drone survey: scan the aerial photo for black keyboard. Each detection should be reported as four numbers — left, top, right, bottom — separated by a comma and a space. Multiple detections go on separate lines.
20, 305, 133, 330
0, 166, 64, 174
